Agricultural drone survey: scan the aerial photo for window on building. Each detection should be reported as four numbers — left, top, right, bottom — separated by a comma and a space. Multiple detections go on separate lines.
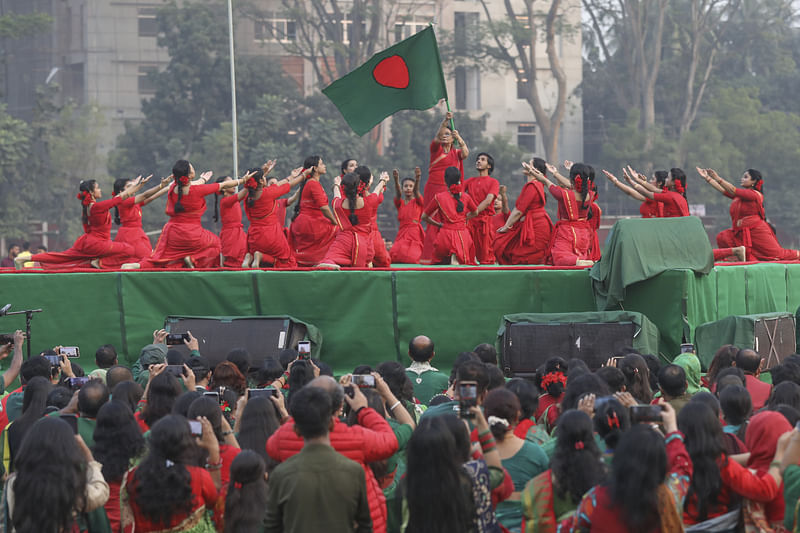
138, 66, 158, 95
393, 17, 429, 42
138, 7, 159, 38
455, 66, 480, 110
254, 13, 297, 42
516, 69, 529, 100
517, 123, 537, 152
341, 12, 367, 44
454, 12, 478, 54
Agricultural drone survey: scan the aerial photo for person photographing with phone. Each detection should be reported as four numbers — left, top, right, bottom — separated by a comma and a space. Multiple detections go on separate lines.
0, 330, 24, 395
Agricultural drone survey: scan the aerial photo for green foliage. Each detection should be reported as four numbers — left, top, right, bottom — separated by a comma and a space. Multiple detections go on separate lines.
0, 13, 52, 39
0, 104, 32, 239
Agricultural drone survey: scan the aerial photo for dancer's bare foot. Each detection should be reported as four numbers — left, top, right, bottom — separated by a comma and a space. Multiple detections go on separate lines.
90, 259, 101, 269
450, 254, 460, 265
241, 253, 252, 268
183, 256, 194, 268
316, 262, 341, 270
732, 246, 746, 262
121, 263, 141, 270
13, 255, 26, 269
253, 251, 263, 268
576, 259, 595, 267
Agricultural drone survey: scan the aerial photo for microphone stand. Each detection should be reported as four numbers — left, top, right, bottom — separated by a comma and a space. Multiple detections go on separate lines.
3, 309, 43, 359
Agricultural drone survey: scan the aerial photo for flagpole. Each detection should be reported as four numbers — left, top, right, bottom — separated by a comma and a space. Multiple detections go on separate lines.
227, 0, 239, 179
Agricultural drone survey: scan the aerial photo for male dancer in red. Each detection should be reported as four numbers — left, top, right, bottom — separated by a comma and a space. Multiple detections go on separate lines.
464, 152, 500, 264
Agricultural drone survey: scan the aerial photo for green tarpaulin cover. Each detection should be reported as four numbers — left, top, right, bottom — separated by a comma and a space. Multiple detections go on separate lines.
694, 312, 795, 369
591, 217, 714, 310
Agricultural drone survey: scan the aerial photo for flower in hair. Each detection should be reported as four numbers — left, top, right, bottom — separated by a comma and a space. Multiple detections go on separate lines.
573, 176, 583, 191
77, 190, 93, 206
448, 183, 463, 195
176, 175, 190, 186
607, 411, 620, 429
574, 441, 585, 450
488, 416, 509, 428
220, 400, 231, 413
356, 182, 367, 196
540, 371, 567, 390
234, 482, 243, 489
673, 179, 685, 194
754, 180, 762, 192
244, 177, 259, 191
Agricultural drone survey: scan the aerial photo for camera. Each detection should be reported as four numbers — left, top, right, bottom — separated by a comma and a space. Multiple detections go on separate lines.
680, 343, 695, 354
351, 374, 375, 388
297, 341, 311, 360
44, 354, 61, 367
204, 391, 220, 404
69, 377, 89, 390
630, 404, 663, 423
188, 420, 203, 436
58, 346, 80, 358
458, 381, 478, 419
165, 333, 190, 346
248, 387, 279, 399
165, 365, 185, 377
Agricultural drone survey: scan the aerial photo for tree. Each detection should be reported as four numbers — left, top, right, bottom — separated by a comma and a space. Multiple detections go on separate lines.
0, 105, 32, 239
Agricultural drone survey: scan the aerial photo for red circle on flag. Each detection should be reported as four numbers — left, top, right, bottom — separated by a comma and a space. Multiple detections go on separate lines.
373, 55, 410, 89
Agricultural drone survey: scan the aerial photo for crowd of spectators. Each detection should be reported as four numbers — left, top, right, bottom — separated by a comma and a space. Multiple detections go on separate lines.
1, 327, 800, 533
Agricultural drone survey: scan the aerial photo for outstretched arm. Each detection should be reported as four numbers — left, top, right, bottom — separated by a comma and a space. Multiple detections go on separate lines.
392, 169, 402, 197
498, 185, 510, 214
604, 169, 647, 202
452, 129, 469, 159
414, 167, 422, 200
433, 111, 452, 145
285, 187, 300, 207
697, 167, 728, 195
546, 163, 572, 189
626, 166, 661, 193
332, 175, 342, 200
138, 176, 171, 206
372, 171, 390, 195
497, 208, 523, 233
704, 167, 736, 195
523, 160, 555, 188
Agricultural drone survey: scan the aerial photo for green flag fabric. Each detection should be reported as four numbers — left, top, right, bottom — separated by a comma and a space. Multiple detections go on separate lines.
322, 25, 448, 136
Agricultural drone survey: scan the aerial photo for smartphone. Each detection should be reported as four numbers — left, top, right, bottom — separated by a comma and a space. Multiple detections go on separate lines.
248, 387, 279, 399
204, 391, 220, 403
680, 343, 695, 354
69, 377, 89, 390
458, 380, 478, 419
351, 374, 375, 388
60, 414, 79, 435
297, 341, 311, 360
344, 385, 355, 399
630, 404, 663, 423
188, 420, 202, 436
59, 346, 80, 358
44, 354, 61, 367
165, 365, 185, 377
165, 333, 190, 346
610, 356, 624, 367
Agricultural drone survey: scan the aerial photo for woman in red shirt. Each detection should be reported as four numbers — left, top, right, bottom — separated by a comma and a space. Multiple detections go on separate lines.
629, 167, 690, 218
288, 155, 338, 266
29, 176, 146, 269
137, 160, 247, 269
187, 396, 241, 488
390, 167, 425, 264
421, 166, 477, 265
700, 167, 799, 261
602, 168, 668, 218
213, 174, 248, 268
494, 157, 553, 265
123, 415, 222, 532
110, 175, 170, 266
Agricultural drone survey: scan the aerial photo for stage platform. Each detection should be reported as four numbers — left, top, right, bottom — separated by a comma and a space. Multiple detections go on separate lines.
1, 262, 799, 374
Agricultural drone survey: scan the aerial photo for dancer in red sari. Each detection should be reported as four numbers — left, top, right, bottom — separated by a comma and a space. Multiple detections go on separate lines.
110, 175, 169, 265
242, 163, 306, 268
420, 112, 469, 264
699, 167, 799, 261
494, 157, 553, 265
213, 173, 250, 268
136, 160, 248, 269
288, 155, 338, 266
629, 167, 690, 217
491, 186, 510, 233
319, 171, 389, 269
29, 176, 146, 269
421, 166, 477, 265
390, 167, 425, 264
603, 168, 668, 218
355, 166, 391, 268
465, 152, 500, 264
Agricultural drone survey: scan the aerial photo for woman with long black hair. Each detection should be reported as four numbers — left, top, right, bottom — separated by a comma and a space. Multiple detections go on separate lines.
3, 416, 109, 532
421, 166, 478, 265
223, 450, 268, 533
602, 168, 668, 218
110, 174, 170, 265
288, 155, 338, 266
629, 167, 690, 218
233, 395, 281, 469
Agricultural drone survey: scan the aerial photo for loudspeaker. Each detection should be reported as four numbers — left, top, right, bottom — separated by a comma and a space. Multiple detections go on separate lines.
695, 313, 795, 371
163, 316, 309, 368
754, 315, 795, 370
502, 320, 637, 377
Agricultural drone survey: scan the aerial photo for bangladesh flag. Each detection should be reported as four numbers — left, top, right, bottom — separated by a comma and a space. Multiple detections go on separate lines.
322, 25, 448, 136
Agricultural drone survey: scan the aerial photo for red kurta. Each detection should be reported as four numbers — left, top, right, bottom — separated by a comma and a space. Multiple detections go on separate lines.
546, 186, 594, 266
113, 197, 153, 261
31, 196, 136, 269
218, 194, 247, 267
465, 175, 500, 264
390, 197, 425, 264
493, 180, 553, 265
640, 198, 664, 218
244, 183, 297, 268
365, 192, 390, 267
424, 191, 477, 265
421, 141, 463, 263
716, 188, 799, 261
139, 183, 221, 269
653, 190, 690, 217
319, 196, 379, 267
288, 179, 337, 266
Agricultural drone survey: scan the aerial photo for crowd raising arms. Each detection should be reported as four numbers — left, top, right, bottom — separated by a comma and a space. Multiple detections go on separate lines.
13, 112, 800, 270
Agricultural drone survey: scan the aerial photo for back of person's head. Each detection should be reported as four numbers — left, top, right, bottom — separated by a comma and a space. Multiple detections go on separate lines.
376, 361, 415, 404
619, 354, 653, 403
773, 404, 800, 427
172, 390, 203, 418
609, 424, 668, 531
719, 384, 752, 428
165, 349, 185, 366
93, 401, 146, 483
278, 348, 298, 370
353, 364, 373, 375
594, 397, 630, 450
185, 355, 211, 383
689, 391, 721, 418
560, 373, 611, 413
225, 450, 268, 533
405, 416, 474, 533
143, 372, 182, 427
20, 356, 53, 384
78, 380, 109, 418
735, 348, 762, 374
111, 380, 144, 413
449, 351, 481, 384
306, 375, 345, 415
538, 357, 568, 398
771, 361, 800, 387
485, 363, 505, 391
313, 359, 333, 377
237, 396, 280, 466
209, 361, 247, 395
483, 388, 520, 440
20, 376, 51, 419
552, 410, 605, 504
46, 386, 73, 412
473, 343, 497, 365
187, 396, 224, 443
715, 367, 746, 394
289, 386, 332, 439
106, 365, 134, 391
12, 417, 87, 533
95, 344, 117, 369
226, 348, 252, 376
768, 381, 800, 411
567, 358, 590, 379
251, 357, 283, 386
658, 364, 687, 398
346, 389, 386, 426
287, 359, 315, 400
596, 366, 626, 393
641, 354, 662, 392
456, 360, 490, 399
707, 344, 737, 384
677, 401, 725, 521
505, 378, 539, 420
408, 335, 435, 363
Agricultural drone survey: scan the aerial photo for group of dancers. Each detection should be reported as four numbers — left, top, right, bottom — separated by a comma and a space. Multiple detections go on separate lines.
18, 111, 800, 270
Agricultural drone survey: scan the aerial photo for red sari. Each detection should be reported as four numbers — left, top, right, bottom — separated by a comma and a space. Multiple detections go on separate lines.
244, 183, 297, 268
547, 186, 595, 266
653, 190, 689, 217
319, 196, 378, 267
390, 197, 425, 264
139, 183, 221, 269
424, 192, 477, 265
288, 179, 337, 266
640, 198, 664, 218
113, 197, 153, 261
218, 195, 247, 267
465, 175, 500, 264
493, 180, 553, 265
717, 188, 799, 261
368, 193, 391, 267
31, 196, 136, 269
421, 141, 463, 263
